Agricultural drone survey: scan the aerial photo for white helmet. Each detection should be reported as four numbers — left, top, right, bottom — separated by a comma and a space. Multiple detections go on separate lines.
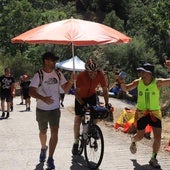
85, 59, 97, 71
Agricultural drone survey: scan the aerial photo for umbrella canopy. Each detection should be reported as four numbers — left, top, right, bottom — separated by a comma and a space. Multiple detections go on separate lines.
56, 56, 85, 71
11, 18, 131, 74
11, 18, 131, 45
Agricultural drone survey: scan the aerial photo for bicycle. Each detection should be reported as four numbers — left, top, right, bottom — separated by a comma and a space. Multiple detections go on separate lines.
77, 104, 112, 169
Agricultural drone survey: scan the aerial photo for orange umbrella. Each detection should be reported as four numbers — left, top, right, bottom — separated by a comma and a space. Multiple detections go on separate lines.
11, 18, 131, 71
11, 18, 130, 45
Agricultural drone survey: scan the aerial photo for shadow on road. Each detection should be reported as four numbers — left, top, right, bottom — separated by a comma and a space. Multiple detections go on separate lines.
131, 159, 162, 170
70, 155, 92, 170
34, 162, 45, 170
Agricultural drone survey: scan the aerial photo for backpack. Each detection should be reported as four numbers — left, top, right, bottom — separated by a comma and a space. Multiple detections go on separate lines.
37, 69, 61, 87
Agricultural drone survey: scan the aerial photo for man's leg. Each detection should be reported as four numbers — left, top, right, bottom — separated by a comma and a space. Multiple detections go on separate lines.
152, 127, 161, 154
39, 129, 48, 163
46, 126, 58, 169
133, 129, 145, 142
72, 115, 82, 155
39, 130, 47, 149
49, 126, 59, 157
74, 115, 82, 141
149, 127, 161, 168
1, 99, 5, 117
130, 129, 145, 154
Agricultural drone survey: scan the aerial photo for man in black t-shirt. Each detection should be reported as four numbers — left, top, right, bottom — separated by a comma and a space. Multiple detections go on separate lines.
0, 67, 15, 119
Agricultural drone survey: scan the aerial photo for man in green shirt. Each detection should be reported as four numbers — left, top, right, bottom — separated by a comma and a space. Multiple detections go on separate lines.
118, 63, 170, 169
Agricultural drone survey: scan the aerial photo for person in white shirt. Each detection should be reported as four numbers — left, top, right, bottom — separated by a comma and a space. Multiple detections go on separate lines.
29, 52, 75, 169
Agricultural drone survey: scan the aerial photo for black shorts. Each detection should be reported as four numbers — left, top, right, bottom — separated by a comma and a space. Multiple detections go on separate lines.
1, 91, 13, 102
23, 90, 30, 99
137, 114, 162, 130
75, 94, 97, 116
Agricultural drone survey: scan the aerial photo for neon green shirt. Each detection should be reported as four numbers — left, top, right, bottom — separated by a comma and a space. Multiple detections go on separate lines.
137, 78, 160, 110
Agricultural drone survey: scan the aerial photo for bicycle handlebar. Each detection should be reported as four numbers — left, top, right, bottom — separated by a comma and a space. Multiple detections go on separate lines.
83, 104, 113, 119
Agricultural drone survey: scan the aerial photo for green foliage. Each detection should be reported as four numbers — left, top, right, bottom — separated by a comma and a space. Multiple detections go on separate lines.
103, 10, 124, 32
0, 51, 35, 79
104, 36, 158, 82
0, 0, 170, 106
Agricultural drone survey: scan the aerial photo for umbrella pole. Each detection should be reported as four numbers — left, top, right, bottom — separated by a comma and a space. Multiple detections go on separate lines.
72, 43, 75, 73
72, 43, 76, 88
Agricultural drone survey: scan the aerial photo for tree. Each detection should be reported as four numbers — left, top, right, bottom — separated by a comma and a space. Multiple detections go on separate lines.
0, 0, 41, 55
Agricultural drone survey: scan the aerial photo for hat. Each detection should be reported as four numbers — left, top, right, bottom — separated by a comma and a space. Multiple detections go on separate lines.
42, 52, 59, 61
137, 63, 154, 74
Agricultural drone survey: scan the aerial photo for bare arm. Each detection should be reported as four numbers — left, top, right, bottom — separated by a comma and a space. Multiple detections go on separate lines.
157, 78, 170, 89
118, 76, 139, 92
61, 72, 77, 93
102, 86, 109, 105
11, 83, 15, 97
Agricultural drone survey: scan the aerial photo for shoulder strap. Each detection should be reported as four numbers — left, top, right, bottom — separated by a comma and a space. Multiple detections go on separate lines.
55, 69, 61, 81
37, 69, 43, 87
37, 69, 61, 87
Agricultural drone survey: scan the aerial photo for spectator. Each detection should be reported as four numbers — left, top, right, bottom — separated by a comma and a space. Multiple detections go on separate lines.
19, 75, 24, 105
20, 74, 31, 111
0, 67, 15, 119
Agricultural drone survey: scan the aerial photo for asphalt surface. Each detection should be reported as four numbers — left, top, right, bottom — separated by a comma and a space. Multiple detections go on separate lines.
0, 95, 170, 170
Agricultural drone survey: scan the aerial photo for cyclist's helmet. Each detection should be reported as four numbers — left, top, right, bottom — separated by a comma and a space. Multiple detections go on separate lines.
85, 59, 97, 71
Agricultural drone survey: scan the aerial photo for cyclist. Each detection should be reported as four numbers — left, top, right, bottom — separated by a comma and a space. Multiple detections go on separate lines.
118, 63, 170, 168
72, 58, 109, 155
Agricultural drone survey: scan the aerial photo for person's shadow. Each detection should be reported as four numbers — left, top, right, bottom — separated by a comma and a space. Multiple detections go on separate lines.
131, 159, 163, 170
70, 155, 100, 170
34, 162, 45, 170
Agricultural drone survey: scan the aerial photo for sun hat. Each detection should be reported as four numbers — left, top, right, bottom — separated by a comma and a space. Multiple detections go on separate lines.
137, 63, 154, 74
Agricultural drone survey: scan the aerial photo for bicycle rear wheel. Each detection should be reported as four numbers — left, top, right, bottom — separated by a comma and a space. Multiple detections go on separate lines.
84, 124, 104, 169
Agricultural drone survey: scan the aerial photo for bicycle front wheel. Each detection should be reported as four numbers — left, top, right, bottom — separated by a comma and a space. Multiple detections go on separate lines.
78, 134, 84, 155
84, 124, 104, 169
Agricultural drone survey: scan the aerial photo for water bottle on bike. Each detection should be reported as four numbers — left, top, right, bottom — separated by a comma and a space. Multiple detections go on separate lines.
82, 110, 90, 140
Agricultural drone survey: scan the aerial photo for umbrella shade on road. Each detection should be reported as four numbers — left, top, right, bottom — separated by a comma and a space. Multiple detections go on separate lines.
56, 56, 85, 71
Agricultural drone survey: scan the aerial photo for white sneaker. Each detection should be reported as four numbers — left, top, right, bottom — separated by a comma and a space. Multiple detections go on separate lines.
130, 142, 137, 154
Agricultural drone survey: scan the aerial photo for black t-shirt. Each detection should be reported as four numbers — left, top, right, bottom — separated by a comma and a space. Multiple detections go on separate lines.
0, 75, 15, 93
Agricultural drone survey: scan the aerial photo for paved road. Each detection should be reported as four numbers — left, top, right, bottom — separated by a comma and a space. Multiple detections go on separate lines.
0, 95, 169, 170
